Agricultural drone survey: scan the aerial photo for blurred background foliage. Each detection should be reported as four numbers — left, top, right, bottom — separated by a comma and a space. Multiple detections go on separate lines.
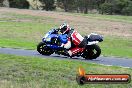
0, 0, 132, 15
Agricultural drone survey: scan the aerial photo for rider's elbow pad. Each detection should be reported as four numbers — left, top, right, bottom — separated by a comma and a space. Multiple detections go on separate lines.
64, 41, 71, 49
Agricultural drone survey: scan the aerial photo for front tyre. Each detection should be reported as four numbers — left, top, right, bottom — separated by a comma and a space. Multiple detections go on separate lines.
83, 44, 101, 60
37, 42, 54, 55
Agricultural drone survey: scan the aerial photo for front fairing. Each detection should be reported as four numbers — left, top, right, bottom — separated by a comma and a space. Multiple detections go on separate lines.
42, 34, 58, 42
42, 33, 58, 42
42, 29, 58, 42
42, 32, 50, 42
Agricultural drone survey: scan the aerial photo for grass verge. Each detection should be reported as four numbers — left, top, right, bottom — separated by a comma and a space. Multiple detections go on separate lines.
100, 36, 132, 58
0, 54, 132, 88
0, 12, 131, 58
74, 13, 132, 23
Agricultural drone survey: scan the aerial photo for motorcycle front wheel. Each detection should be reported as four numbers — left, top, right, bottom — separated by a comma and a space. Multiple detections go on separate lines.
83, 44, 101, 60
37, 42, 54, 55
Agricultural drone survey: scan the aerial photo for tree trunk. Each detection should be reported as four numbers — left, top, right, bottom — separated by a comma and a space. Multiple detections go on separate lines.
77, 7, 79, 13
64, 5, 68, 12
84, 6, 88, 14
63, 0, 68, 12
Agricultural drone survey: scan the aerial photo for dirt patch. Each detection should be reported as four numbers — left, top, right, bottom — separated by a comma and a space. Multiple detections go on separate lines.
0, 7, 132, 38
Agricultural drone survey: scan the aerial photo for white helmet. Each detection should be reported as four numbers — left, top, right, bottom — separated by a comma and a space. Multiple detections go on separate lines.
59, 23, 70, 34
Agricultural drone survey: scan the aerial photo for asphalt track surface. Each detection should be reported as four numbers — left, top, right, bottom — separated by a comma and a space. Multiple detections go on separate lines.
0, 47, 132, 68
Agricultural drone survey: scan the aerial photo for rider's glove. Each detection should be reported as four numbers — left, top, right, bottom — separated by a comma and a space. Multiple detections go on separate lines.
55, 28, 60, 32
60, 43, 64, 48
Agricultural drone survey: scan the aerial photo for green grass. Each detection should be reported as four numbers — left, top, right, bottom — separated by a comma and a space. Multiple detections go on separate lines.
0, 13, 56, 49
0, 54, 132, 88
0, 12, 132, 58
0, 21, 53, 49
3, 10, 132, 23
74, 13, 132, 23
2, 12, 53, 21
100, 36, 132, 58
0, 39, 36, 49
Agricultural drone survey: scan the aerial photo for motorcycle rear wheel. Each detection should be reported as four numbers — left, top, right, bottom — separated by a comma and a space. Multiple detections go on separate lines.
37, 42, 54, 55
83, 44, 101, 60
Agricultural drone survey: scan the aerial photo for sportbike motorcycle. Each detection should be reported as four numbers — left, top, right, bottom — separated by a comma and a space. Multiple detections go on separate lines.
37, 29, 103, 60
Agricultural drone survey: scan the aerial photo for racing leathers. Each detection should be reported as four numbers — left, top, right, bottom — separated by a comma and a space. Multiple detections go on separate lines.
61, 29, 87, 56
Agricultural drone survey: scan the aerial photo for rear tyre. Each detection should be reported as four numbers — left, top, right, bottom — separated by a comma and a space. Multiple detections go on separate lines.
83, 44, 101, 60
37, 42, 54, 55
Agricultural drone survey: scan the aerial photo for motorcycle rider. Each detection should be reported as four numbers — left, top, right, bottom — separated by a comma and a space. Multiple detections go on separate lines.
59, 23, 87, 57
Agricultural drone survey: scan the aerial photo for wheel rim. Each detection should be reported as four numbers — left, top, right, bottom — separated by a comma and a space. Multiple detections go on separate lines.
86, 48, 98, 59
39, 44, 51, 54
39, 44, 45, 53
87, 50, 94, 58
84, 45, 101, 59
92, 48, 98, 54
